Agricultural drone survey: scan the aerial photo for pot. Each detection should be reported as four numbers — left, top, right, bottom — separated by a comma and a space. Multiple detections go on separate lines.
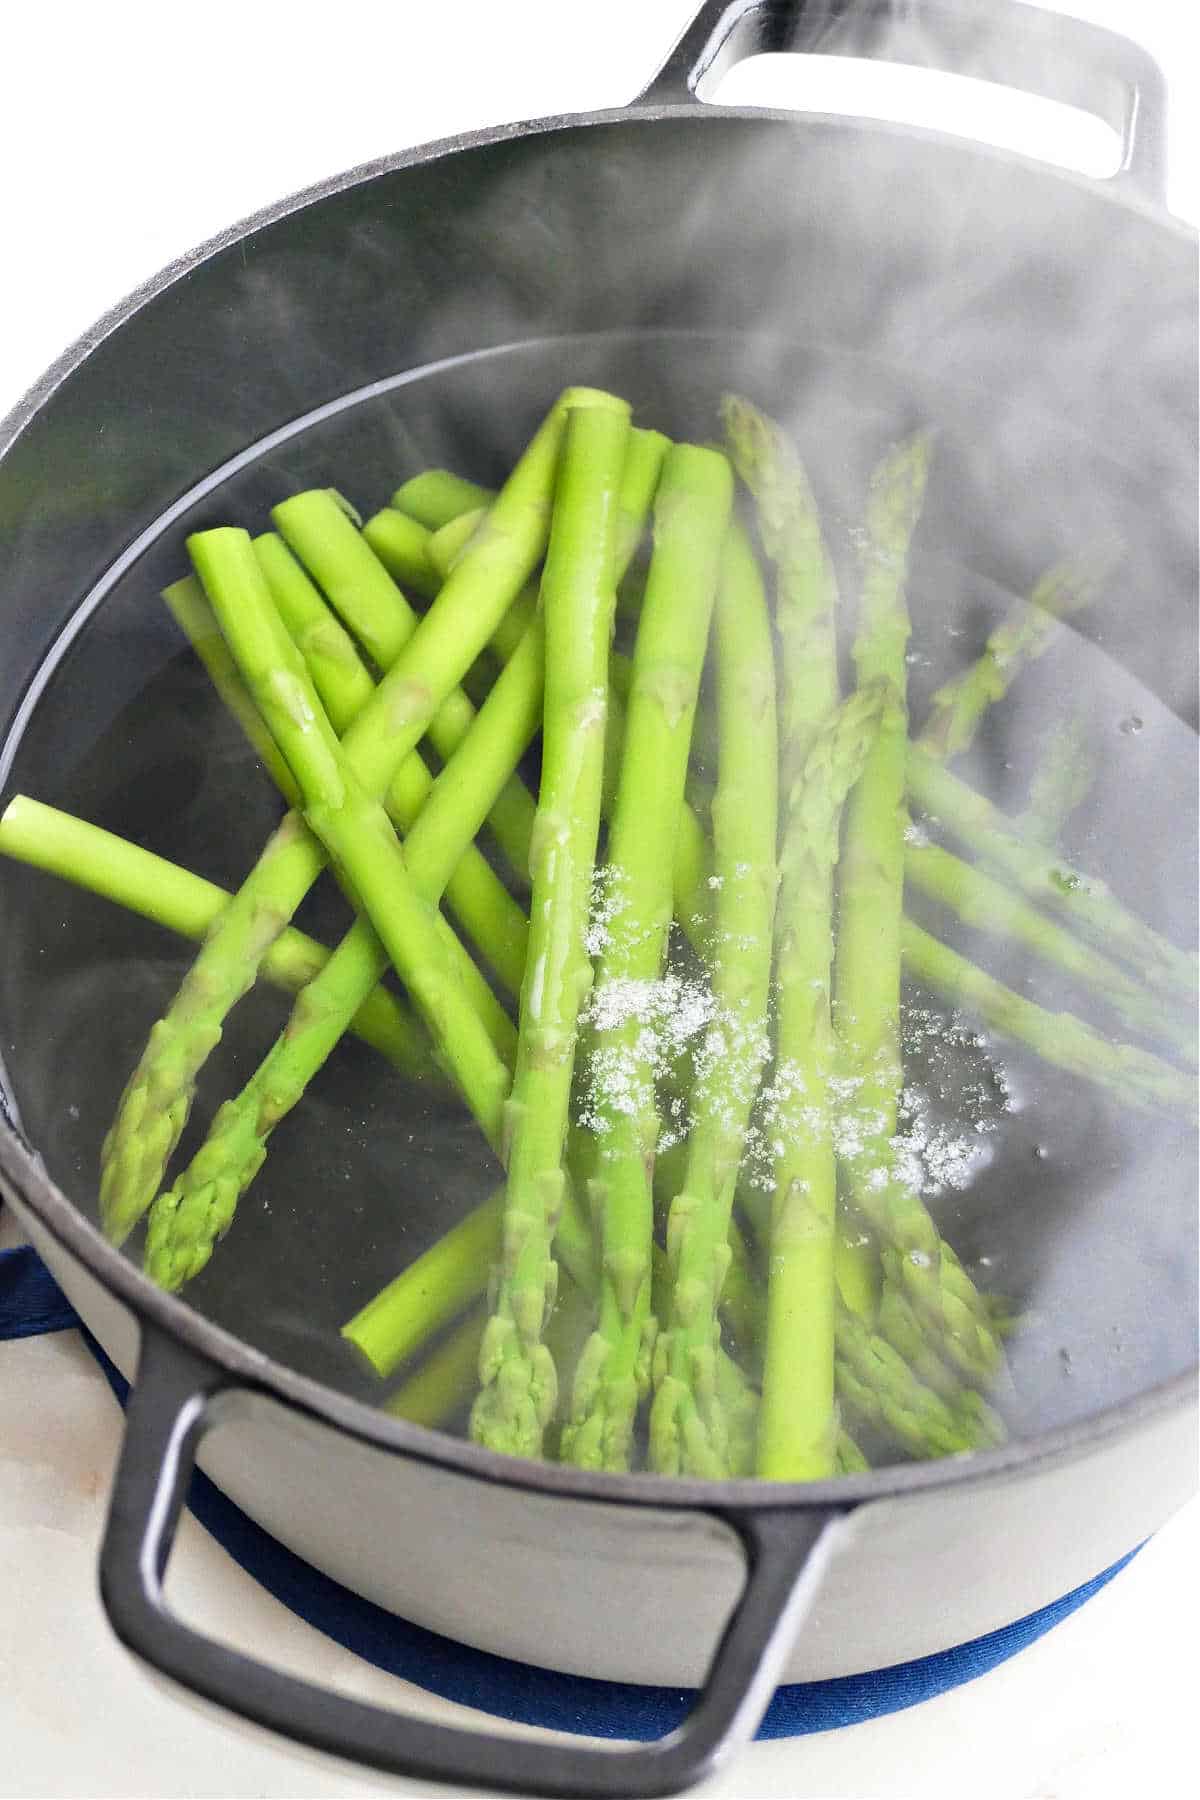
0, 2, 1196, 1793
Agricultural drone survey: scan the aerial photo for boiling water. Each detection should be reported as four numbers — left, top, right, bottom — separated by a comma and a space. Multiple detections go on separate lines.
1, 333, 1195, 1466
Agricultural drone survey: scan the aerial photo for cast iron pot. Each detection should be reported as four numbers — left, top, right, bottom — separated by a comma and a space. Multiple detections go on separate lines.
0, 2, 1196, 1793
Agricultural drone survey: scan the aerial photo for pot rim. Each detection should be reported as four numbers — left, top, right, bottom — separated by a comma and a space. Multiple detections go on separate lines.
1, 99, 1196, 1516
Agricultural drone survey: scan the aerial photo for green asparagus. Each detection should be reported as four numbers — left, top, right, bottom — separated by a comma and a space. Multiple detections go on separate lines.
0, 796, 434, 1077
833, 435, 1003, 1387
651, 524, 778, 1479
164, 576, 300, 806
99, 388, 607, 1243
907, 746, 1199, 1006
756, 685, 887, 1481
471, 400, 632, 1461
916, 555, 1107, 762
189, 527, 512, 1130
559, 443, 733, 1471
270, 486, 538, 879
254, 528, 528, 1003
901, 918, 1198, 1120
904, 833, 1197, 1064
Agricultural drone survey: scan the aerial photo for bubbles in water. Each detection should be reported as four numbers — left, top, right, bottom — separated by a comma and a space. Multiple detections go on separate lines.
1118, 714, 1145, 736
1032, 1144, 1049, 1161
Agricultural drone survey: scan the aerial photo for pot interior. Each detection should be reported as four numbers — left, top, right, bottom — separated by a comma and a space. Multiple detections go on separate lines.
0, 115, 1196, 1478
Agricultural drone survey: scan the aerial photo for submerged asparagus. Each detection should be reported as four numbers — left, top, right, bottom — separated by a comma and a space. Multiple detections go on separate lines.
901, 920, 1198, 1121
560, 443, 733, 1473
164, 576, 300, 806
372, 438, 713, 955
916, 554, 1108, 763
907, 747, 1199, 1007
254, 529, 528, 1001
904, 835, 1197, 1064
270, 486, 538, 882
188, 528, 512, 1133
757, 685, 887, 1480
650, 524, 778, 1479
470, 400, 631, 1461
98, 388, 605, 1245
0, 797, 434, 1076
834, 434, 1003, 1388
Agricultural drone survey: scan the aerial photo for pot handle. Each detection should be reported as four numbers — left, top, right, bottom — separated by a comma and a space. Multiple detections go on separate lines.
637, 0, 1167, 203
100, 1322, 851, 1799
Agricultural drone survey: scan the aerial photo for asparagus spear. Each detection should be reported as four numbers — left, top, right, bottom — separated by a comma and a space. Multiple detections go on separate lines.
904, 835, 1197, 1064
471, 401, 632, 1461
391, 469, 493, 530
907, 746, 1199, 1005
270, 486, 538, 879
164, 576, 300, 806
378, 484, 714, 960
758, 685, 888, 1482
346, 1157, 1002, 1467
650, 524, 778, 1479
190, 527, 512, 1125
358, 507, 442, 599
98, 388, 608, 1244
385, 1305, 488, 1429
723, 394, 894, 1390
901, 919, 1198, 1120
721, 394, 839, 787
0, 796, 434, 1077
254, 529, 528, 1002
561, 444, 733, 1473
834, 435, 1004, 1388
736, 1198, 1005, 1459
147, 417, 673, 1291
916, 555, 1108, 762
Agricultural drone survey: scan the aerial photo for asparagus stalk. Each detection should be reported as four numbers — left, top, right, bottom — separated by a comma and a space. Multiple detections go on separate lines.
189, 528, 513, 1128
385, 1306, 488, 1428
347, 1158, 1001, 1466
98, 388, 607, 1243
0, 796, 433, 1076
834, 436, 1004, 1388
149, 417, 671, 1292
650, 524, 778, 1479
561, 444, 733, 1472
901, 918, 1198, 1120
721, 394, 839, 786
358, 507, 442, 599
737, 1197, 1005, 1459
164, 577, 300, 806
378, 457, 714, 957
904, 835, 1197, 1064
916, 555, 1108, 762
757, 686, 888, 1482
391, 469, 493, 530
722, 395, 849, 1481
470, 401, 632, 1461
254, 529, 528, 1002
723, 394, 892, 1374
907, 746, 1199, 1006
270, 486, 538, 879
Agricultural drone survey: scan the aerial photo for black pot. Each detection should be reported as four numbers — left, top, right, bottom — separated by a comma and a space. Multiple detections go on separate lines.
1, 3, 1196, 1794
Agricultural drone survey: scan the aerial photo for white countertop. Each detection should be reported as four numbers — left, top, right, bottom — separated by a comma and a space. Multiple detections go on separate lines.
2, 4, 1197, 1796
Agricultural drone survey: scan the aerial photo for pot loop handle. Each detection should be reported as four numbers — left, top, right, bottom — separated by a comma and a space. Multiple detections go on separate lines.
637, 0, 1168, 205
100, 1323, 853, 1799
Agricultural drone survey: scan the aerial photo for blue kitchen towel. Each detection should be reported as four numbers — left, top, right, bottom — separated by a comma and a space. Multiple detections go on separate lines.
0, 1243, 1140, 1741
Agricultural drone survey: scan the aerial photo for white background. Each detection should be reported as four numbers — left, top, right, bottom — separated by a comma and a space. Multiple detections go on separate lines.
1, 3, 1197, 1797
